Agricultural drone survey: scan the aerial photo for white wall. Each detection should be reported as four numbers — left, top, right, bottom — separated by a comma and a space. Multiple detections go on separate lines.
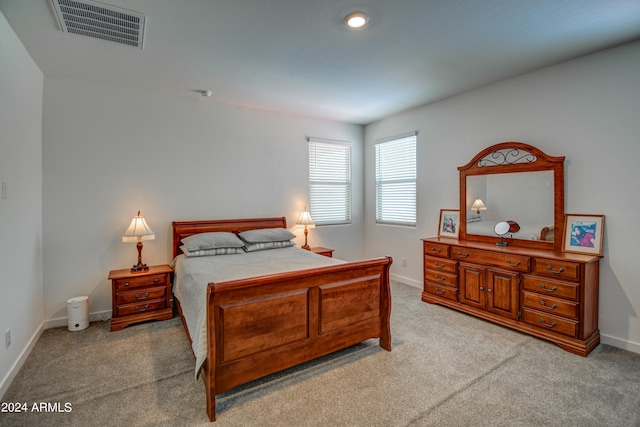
364, 41, 640, 353
42, 77, 364, 321
0, 12, 44, 396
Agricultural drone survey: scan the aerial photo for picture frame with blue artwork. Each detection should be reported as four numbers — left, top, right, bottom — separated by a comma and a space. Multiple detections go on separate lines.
562, 214, 604, 256
438, 209, 460, 239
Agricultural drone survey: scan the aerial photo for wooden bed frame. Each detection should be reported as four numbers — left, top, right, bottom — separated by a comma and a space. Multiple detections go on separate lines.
171, 217, 393, 421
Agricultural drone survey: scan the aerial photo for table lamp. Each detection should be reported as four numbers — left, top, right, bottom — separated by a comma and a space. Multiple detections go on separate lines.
122, 210, 155, 272
296, 207, 314, 250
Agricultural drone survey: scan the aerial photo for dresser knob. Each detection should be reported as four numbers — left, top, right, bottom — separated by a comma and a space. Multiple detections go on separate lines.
154, 278, 159, 283
124, 282, 130, 287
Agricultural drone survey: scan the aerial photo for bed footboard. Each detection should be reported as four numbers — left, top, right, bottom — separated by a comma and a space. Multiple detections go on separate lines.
201, 256, 392, 421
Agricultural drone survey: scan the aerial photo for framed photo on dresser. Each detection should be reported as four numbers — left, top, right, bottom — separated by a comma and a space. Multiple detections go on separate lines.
562, 214, 605, 256
438, 209, 460, 238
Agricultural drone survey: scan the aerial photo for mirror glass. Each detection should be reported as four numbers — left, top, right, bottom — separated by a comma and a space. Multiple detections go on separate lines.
466, 170, 555, 241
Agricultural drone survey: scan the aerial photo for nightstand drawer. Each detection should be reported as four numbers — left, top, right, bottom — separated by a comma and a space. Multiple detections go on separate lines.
114, 300, 167, 317
116, 286, 166, 304
114, 273, 167, 291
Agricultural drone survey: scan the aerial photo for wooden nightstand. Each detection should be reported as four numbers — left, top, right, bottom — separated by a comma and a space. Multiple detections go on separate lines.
311, 247, 334, 258
108, 264, 173, 332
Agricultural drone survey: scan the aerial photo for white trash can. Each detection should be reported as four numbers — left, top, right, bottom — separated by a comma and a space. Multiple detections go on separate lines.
67, 296, 89, 331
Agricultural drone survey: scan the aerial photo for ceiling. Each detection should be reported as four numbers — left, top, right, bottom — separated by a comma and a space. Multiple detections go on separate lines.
2, 0, 639, 124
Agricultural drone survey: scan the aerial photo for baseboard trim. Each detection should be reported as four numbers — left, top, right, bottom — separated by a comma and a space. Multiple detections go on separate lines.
601, 333, 640, 355
0, 322, 46, 400
45, 310, 112, 329
390, 273, 421, 289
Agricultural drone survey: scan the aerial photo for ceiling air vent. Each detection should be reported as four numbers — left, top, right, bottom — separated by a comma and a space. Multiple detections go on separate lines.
50, 0, 145, 48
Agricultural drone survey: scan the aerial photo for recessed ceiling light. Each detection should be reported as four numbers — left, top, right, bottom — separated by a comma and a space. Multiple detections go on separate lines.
344, 11, 368, 29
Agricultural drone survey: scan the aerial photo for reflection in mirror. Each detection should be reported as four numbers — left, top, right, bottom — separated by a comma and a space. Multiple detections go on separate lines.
466, 171, 554, 241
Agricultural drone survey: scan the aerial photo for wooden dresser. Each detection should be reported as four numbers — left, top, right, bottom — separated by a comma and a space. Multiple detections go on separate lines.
108, 264, 173, 332
422, 237, 600, 356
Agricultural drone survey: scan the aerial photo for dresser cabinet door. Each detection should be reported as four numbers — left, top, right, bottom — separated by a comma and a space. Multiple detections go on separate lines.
486, 268, 519, 320
459, 263, 486, 310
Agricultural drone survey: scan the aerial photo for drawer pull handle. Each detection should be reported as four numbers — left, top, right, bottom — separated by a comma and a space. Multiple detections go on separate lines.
135, 304, 150, 312
124, 282, 130, 287
539, 318, 557, 328
487, 289, 493, 293
135, 292, 150, 301
430, 247, 441, 253
434, 262, 446, 269
154, 278, 159, 283
435, 287, 446, 295
457, 251, 469, 258
540, 301, 557, 310
546, 266, 565, 274
479, 286, 484, 291
506, 259, 521, 267
435, 274, 446, 281
540, 284, 557, 293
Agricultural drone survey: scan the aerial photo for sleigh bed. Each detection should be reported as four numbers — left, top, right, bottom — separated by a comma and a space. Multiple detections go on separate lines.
171, 217, 392, 421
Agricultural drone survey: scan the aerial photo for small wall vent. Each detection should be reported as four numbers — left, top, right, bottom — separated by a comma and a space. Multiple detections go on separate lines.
50, 0, 145, 48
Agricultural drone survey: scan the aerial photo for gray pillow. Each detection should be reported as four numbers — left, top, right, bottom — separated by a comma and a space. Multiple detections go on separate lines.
238, 228, 296, 243
181, 232, 245, 252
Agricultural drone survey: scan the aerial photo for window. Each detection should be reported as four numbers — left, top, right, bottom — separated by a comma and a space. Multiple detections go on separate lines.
308, 138, 351, 225
375, 133, 417, 226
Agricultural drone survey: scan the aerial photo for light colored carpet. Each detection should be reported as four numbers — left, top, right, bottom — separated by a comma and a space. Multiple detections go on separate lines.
2, 282, 639, 426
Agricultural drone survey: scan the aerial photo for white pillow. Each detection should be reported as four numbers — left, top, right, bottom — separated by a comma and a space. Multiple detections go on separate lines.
238, 228, 296, 243
181, 232, 245, 252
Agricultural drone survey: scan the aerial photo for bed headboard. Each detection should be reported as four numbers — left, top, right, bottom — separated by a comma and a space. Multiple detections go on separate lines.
172, 217, 287, 258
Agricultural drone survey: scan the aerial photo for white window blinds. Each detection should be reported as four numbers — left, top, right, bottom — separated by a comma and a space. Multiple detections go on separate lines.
375, 133, 417, 226
308, 138, 351, 225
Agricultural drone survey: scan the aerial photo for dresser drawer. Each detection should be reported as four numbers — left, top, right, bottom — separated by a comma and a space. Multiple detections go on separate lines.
424, 282, 458, 302
114, 273, 167, 291
451, 246, 530, 272
522, 308, 578, 338
424, 255, 457, 274
114, 299, 167, 317
522, 291, 578, 319
115, 286, 166, 305
522, 275, 579, 301
533, 258, 580, 281
425, 270, 458, 288
423, 241, 450, 258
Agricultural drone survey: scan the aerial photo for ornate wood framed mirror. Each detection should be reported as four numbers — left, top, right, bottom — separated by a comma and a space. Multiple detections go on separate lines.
459, 142, 565, 251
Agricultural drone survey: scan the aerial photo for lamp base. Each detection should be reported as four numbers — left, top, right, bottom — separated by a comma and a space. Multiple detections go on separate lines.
130, 263, 149, 272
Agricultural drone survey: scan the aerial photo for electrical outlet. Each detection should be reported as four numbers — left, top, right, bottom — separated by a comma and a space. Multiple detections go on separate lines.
5, 329, 10, 349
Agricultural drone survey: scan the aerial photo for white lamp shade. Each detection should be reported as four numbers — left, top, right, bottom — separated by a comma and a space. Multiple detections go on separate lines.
296, 210, 315, 227
471, 198, 487, 211
122, 212, 155, 242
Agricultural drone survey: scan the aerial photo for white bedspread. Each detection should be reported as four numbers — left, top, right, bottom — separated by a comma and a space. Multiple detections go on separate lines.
171, 246, 344, 378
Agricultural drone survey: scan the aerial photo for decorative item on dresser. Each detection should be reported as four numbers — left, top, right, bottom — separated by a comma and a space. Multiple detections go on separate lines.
108, 264, 173, 332
422, 142, 601, 357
